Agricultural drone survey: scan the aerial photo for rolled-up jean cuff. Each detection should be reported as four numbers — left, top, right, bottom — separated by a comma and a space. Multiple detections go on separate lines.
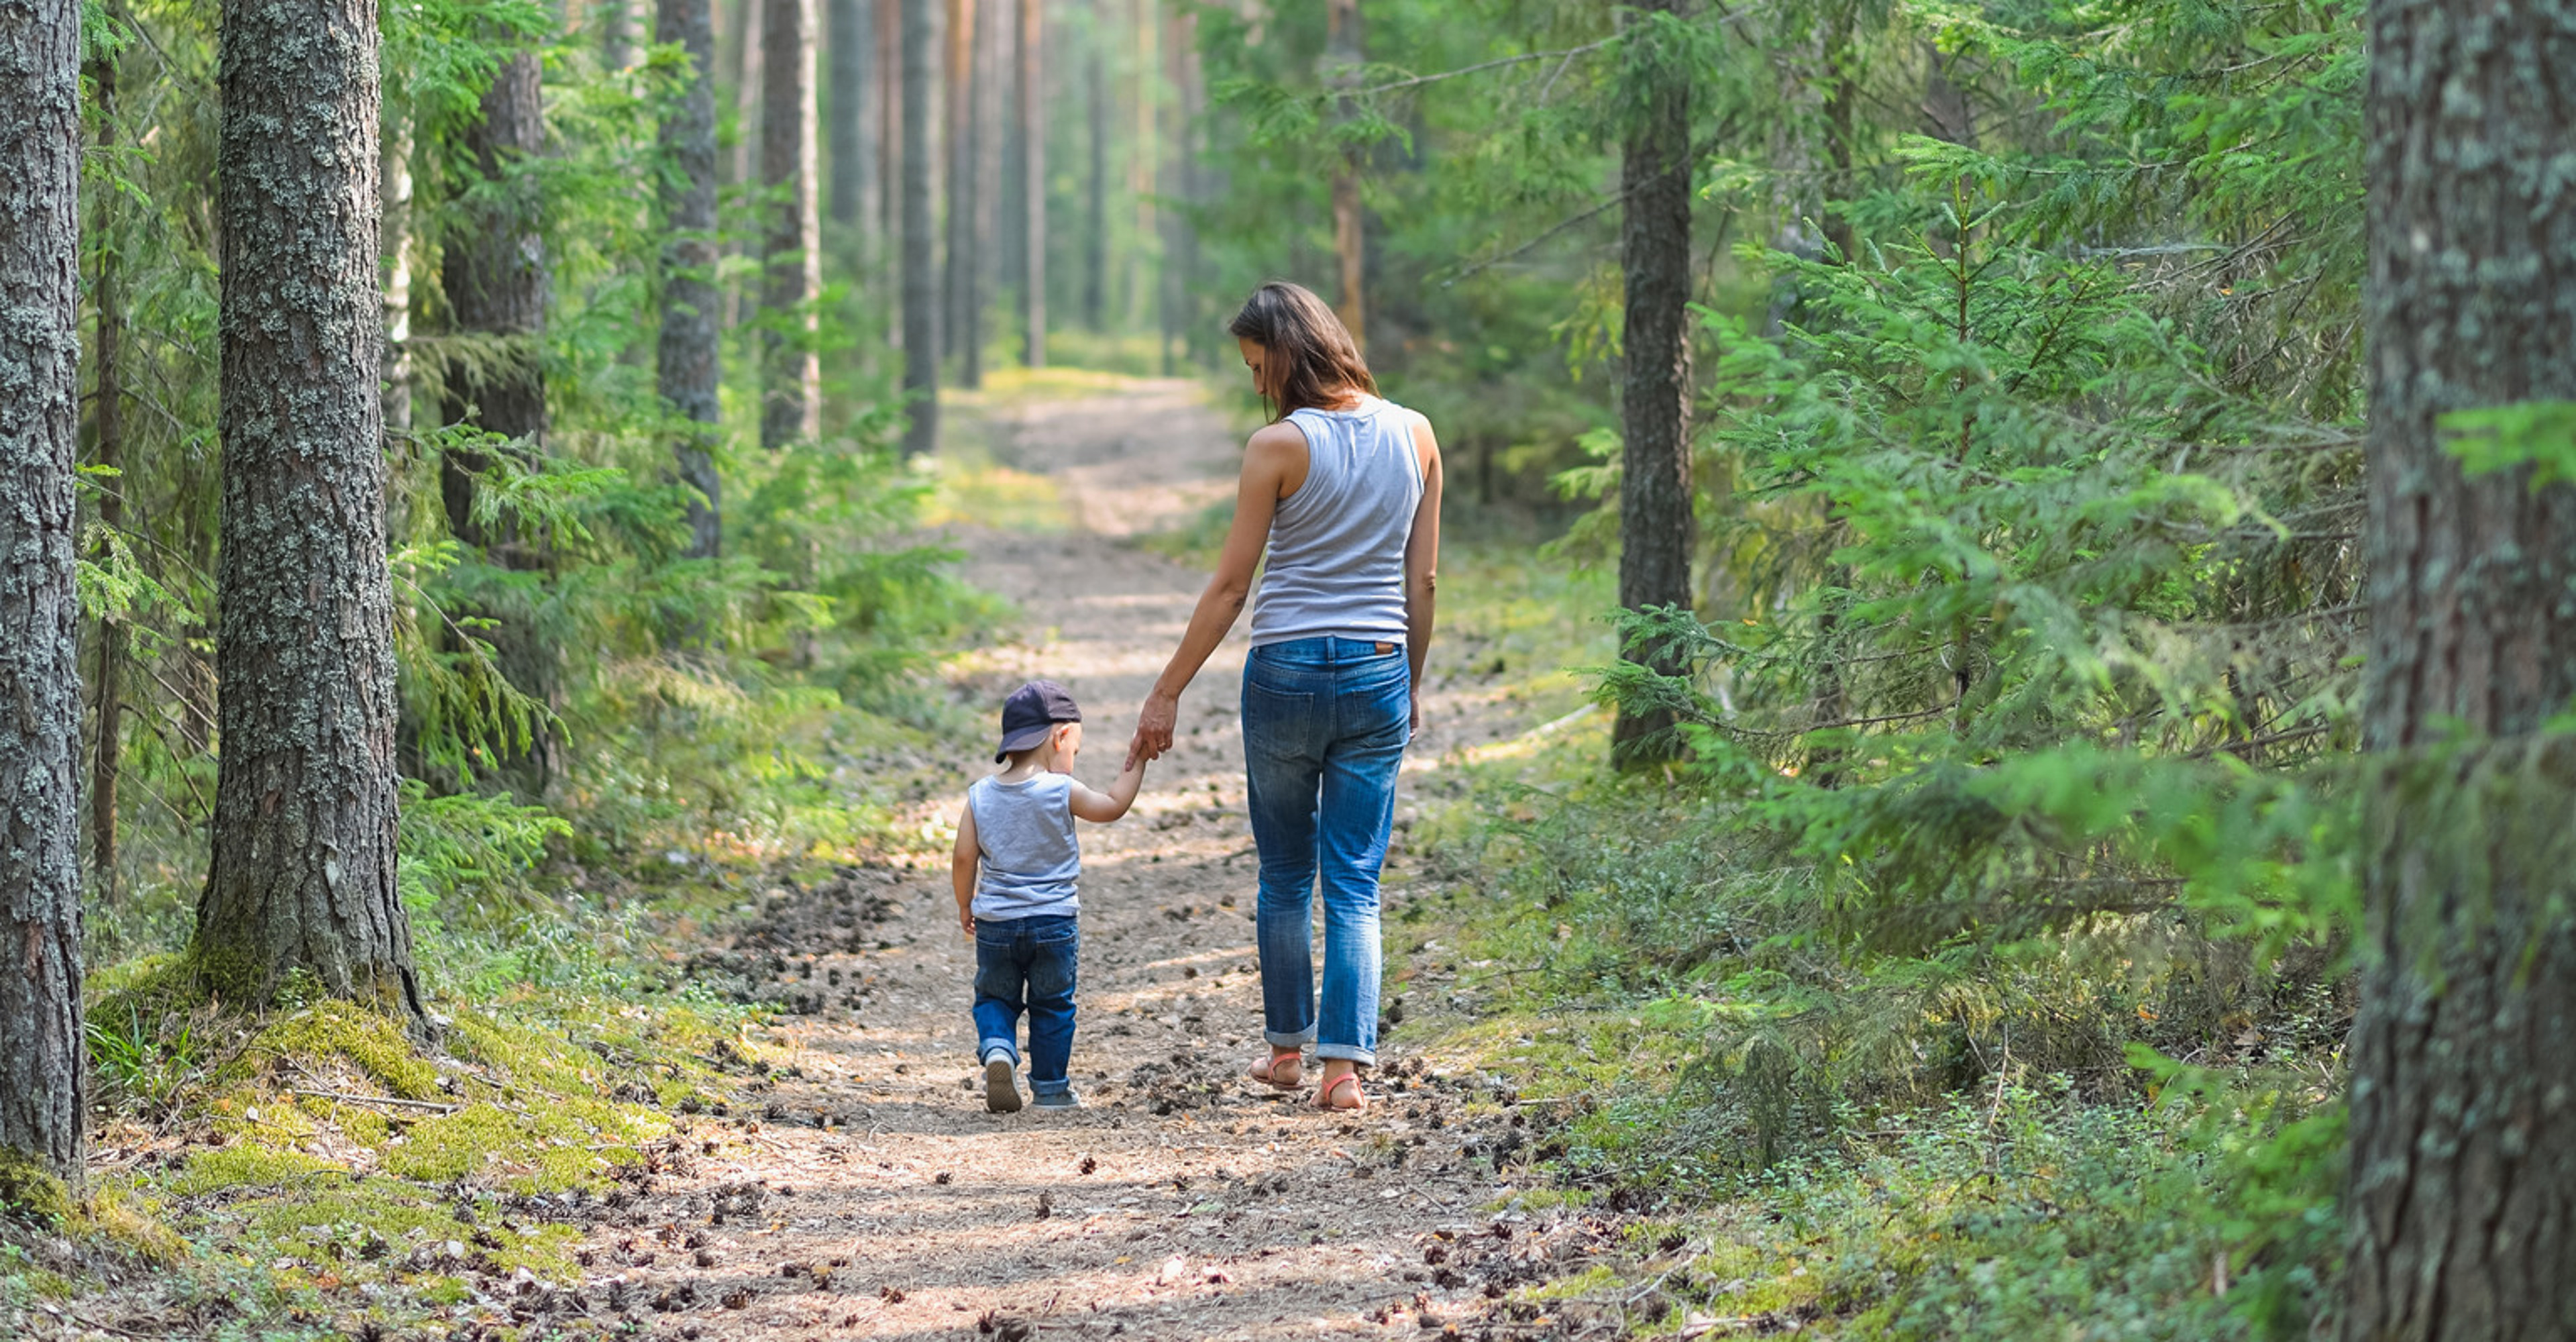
1030, 1079, 1072, 1097
979, 1037, 1020, 1065
1315, 1044, 1376, 1068
1265, 1027, 1317, 1049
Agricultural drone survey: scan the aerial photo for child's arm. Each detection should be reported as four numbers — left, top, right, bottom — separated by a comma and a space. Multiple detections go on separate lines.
1068, 754, 1147, 823
951, 801, 979, 936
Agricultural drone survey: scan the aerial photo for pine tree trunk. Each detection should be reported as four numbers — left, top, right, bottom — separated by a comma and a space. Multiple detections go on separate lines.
1083, 12, 1106, 333
2339, 1, 2576, 1337
998, 0, 1024, 327
1324, 0, 1364, 355
1018, 0, 1044, 366
0, 0, 88, 1184
826, 0, 873, 250
761, 0, 820, 450
1609, 0, 1694, 768
601, 0, 635, 69
660, 0, 724, 562
877, 0, 900, 273
968, 0, 1000, 382
89, 40, 127, 907
943, 0, 982, 382
441, 52, 561, 796
198, 0, 427, 1030
382, 114, 415, 448
899, 0, 939, 453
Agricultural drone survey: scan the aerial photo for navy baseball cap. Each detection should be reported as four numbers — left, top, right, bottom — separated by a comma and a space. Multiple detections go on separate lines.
996, 679, 1082, 761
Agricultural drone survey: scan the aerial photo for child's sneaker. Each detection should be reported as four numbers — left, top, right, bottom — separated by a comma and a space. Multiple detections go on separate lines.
983, 1055, 1023, 1114
1032, 1090, 1080, 1110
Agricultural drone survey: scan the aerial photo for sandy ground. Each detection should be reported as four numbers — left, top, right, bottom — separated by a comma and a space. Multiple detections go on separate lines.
587, 382, 1607, 1342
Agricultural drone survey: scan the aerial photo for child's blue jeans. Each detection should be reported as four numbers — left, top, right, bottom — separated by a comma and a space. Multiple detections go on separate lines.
972, 913, 1078, 1097
1241, 635, 1411, 1069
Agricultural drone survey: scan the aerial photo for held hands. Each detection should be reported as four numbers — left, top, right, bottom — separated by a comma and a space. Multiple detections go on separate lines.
1125, 690, 1179, 771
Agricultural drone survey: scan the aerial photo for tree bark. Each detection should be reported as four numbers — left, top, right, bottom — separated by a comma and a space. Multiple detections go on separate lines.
2339, 1, 2576, 1338
942, 0, 981, 381
1083, 9, 1106, 333
661, 0, 724, 562
89, 38, 127, 906
441, 52, 561, 796
968, 0, 1000, 382
877, 0, 900, 275
382, 113, 415, 448
600, 0, 635, 69
1324, 0, 1364, 355
443, 53, 550, 541
761, 0, 820, 449
199, 0, 427, 1030
1018, 0, 1044, 366
826, 0, 874, 250
1610, 0, 1694, 768
900, 0, 938, 452
0, 0, 88, 1183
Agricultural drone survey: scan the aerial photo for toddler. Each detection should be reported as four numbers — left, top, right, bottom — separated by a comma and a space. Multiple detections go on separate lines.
951, 679, 1145, 1112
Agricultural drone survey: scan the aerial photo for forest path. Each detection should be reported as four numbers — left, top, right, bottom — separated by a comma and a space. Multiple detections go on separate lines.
592, 378, 1553, 1342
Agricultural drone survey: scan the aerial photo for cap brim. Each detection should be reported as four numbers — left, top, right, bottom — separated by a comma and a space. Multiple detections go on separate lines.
996, 723, 1054, 762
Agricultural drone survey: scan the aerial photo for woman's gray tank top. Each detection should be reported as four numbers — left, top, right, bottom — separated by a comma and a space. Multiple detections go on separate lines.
1250, 395, 1424, 648
968, 772, 1079, 920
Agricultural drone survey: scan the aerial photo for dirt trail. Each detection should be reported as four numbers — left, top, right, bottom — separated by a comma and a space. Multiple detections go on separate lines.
596, 380, 1578, 1341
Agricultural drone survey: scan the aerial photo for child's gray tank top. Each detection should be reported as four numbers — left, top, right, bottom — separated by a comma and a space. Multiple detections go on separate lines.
1250, 395, 1424, 648
967, 772, 1080, 920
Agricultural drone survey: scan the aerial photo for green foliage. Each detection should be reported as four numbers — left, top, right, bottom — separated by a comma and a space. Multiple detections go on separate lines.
2441, 401, 2576, 488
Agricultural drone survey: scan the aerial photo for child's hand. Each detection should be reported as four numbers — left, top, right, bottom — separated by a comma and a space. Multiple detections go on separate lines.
959, 907, 975, 938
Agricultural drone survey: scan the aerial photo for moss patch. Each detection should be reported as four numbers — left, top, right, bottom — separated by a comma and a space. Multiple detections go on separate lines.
222, 1000, 441, 1100
0, 1149, 72, 1224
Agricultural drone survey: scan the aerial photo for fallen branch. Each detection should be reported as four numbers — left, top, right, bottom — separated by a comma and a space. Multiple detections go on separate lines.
291, 1088, 460, 1114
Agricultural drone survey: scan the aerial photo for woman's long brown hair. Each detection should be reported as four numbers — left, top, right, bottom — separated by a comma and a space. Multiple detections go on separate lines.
1226, 281, 1378, 420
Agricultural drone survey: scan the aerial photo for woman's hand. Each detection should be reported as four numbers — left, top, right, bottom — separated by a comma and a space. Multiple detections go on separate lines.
1410, 682, 1424, 735
1127, 689, 1180, 770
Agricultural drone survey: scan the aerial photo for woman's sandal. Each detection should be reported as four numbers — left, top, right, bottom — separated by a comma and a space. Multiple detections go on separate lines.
1248, 1047, 1303, 1090
1313, 1071, 1366, 1113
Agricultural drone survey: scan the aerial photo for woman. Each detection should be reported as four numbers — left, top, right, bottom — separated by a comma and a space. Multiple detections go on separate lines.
1124, 281, 1442, 1114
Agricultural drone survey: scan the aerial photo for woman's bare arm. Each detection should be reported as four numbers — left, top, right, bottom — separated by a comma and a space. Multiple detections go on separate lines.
1125, 425, 1302, 768
1403, 414, 1445, 729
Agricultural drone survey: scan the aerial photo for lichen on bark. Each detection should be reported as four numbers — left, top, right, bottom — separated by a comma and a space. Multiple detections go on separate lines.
0, 0, 89, 1181
195, 0, 428, 1033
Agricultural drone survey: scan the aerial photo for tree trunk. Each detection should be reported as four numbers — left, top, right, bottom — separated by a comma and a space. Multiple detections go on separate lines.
443, 53, 550, 541
1609, 0, 1694, 768
968, 0, 1000, 382
1083, 11, 1106, 333
998, 0, 1024, 327
382, 113, 415, 449
899, 0, 938, 453
1018, 0, 1045, 366
826, 0, 874, 256
0, 0, 88, 1184
731, 0, 763, 200
601, 0, 635, 69
761, 0, 820, 450
2339, 1, 2576, 1337
943, 0, 981, 381
877, 0, 901, 276
1324, 0, 1364, 355
660, 0, 724, 562
198, 0, 427, 1031
441, 52, 561, 796
89, 39, 127, 906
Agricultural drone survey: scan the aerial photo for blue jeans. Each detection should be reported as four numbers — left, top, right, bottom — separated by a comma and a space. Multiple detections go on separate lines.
1242, 636, 1410, 1068
972, 914, 1078, 1096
